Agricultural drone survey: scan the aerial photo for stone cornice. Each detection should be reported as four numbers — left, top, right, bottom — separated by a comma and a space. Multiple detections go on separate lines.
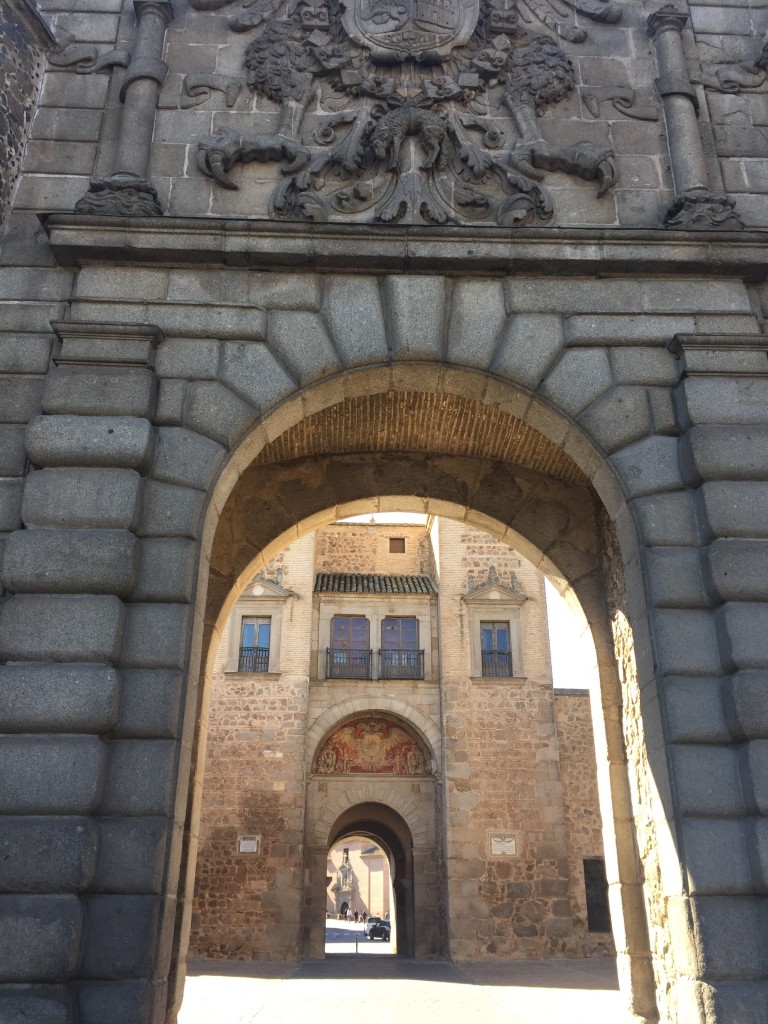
41, 215, 768, 280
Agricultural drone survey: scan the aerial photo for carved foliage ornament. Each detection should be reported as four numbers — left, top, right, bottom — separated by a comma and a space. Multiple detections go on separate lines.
192, 0, 621, 226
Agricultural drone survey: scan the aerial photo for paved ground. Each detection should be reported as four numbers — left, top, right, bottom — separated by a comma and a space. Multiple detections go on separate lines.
180, 946, 624, 1024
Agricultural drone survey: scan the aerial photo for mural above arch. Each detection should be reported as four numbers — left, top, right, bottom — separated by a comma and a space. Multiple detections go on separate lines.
314, 714, 432, 775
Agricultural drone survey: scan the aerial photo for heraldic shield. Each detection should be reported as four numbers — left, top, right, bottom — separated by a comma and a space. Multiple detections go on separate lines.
341, 0, 480, 61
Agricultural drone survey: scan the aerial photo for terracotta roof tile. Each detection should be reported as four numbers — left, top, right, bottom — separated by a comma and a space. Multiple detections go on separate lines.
314, 573, 436, 595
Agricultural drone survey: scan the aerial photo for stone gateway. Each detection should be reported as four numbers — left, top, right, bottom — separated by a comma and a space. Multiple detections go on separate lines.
2, 0, 768, 1021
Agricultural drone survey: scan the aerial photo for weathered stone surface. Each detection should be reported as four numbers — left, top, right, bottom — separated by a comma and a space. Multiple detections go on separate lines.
114, 671, 183, 739
539, 350, 613, 419
681, 425, 768, 485
446, 280, 506, 370
80, 896, 161, 978
681, 818, 753, 894
645, 547, 709, 609
137, 480, 206, 538
121, 603, 190, 669
42, 368, 155, 418
0, 896, 82, 982
0, 736, 105, 814
670, 745, 744, 817
0, 425, 27, 475
493, 314, 563, 390
705, 539, 768, 603
0, 478, 23, 532
382, 277, 446, 361
154, 338, 220, 380
134, 538, 197, 603
101, 740, 179, 817
577, 386, 652, 455
77, 979, 154, 1024
25, 415, 155, 471
21, 468, 142, 530
728, 671, 768, 740
0, 374, 44, 422
697, 482, 768, 541
2, 529, 138, 596
321, 276, 388, 367
717, 603, 768, 671
0, 664, 119, 733
653, 610, 723, 676
220, 341, 296, 414
155, 378, 187, 426
151, 427, 226, 490
609, 436, 683, 498
267, 311, 341, 385
660, 676, 731, 744
0, 992, 69, 1024
0, 817, 97, 893
94, 819, 169, 894
183, 381, 256, 448
0, 595, 125, 663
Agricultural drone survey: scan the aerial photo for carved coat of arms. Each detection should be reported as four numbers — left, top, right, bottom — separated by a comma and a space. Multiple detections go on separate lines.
192, 0, 622, 226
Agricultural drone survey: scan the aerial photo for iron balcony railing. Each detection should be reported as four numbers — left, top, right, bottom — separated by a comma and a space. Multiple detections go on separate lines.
379, 648, 424, 680
481, 649, 513, 677
238, 646, 270, 672
325, 649, 425, 680
326, 648, 373, 679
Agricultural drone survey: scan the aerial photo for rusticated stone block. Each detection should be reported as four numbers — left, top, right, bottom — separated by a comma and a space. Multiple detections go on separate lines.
688, 895, 768, 980
670, 744, 744, 817
77, 979, 155, 1024
743, 739, 768, 816
21, 468, 142, 530
0, 817, 97, 893
220, 341, 297, 413
0, 425, 27, 475
42, 368, 155, 419
137, 480, 206, 539
0, 992, 69, 1024
0, 479, 23, 532
93, 818, 169, 894
26, 415, 155, 470
0, 663, 119, 733
0, 595, 125, 663
538, 349, 613, 419
728, 671, 768, 740
687, 980, 768, 1024
609, 436, 683, 498
716, 603, 768, 671
0, 736, 105, 814
101, 740, 179, 817
697, 482, 768, 540
576, 386, 653, 455
493, 314, 563, 390
680, 818, 753, 894
115, 671, 183, 739
0, 895, 82, 982
680, 425, 768, 485
121, 603, 190, 669
2, 529, 138, 596
0, 374, 44, 422
80, 896, 161, 978
653, 609, 723, 676
660, 676, 731, 744
134, 538, 197, 603
644, 547, 709, 609
705, 539, 768, 603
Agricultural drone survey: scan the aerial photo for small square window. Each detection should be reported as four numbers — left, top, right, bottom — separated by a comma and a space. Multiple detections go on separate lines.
389, 537, 405, 553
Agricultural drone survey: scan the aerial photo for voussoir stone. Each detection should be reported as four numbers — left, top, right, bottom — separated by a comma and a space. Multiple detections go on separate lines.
382, 276, 446, 361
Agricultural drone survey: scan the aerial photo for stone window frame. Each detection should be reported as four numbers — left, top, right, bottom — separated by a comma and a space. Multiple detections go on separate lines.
225, 578, 294, 674
316, 593, 436, 682
461, 583, 527, 682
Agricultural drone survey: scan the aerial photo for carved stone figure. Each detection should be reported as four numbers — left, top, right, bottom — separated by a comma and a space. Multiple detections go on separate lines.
192, 0, 623, 225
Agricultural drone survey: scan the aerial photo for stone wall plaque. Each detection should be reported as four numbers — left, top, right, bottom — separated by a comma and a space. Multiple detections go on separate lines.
489, 833, 518, 856
238, 835, 262, 854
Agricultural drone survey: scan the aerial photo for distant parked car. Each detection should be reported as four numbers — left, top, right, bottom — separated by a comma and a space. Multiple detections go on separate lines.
364, 917, 391, 940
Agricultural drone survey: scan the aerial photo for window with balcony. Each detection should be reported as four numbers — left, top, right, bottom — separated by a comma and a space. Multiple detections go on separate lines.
239, 617, 271, 672
327, 615, 371, 678
380, 616, 423, 679
480, 621, 512, 677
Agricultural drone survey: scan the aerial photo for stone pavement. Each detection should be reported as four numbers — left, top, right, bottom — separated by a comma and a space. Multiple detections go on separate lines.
179, 956, 624, 1024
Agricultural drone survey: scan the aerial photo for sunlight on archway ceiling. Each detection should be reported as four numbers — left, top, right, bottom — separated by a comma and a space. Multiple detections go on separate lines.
256, 392, 588, 486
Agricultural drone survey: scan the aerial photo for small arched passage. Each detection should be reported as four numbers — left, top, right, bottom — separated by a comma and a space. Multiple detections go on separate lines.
169, 369, 666, 1024
326, 804, 417, 958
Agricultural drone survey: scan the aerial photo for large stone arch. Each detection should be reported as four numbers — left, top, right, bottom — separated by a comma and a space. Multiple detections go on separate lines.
2, 260, 764, 1024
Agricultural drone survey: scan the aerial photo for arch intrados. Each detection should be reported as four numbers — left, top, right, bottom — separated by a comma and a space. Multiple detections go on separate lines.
329, 802, 413, 854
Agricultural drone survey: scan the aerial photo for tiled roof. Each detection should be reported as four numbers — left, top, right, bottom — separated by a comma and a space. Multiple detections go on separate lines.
314, 573, 436, 595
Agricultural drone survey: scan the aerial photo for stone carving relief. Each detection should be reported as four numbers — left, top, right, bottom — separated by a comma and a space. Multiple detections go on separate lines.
695, 36, 768, 94
48, 33, 131, 74
313, 714, 432, 775
191, 0, 623, 225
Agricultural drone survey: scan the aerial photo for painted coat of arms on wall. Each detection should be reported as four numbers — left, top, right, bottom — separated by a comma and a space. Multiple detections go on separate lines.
313, 714, 432, 774
191, 0, 622, 225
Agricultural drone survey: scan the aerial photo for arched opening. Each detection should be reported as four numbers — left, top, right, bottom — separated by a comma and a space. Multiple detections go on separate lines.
169, 369, 663, 1024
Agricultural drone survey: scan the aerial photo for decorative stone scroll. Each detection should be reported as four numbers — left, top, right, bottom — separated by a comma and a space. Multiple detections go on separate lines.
313, 714, 432, 775
192, 0, 622, 226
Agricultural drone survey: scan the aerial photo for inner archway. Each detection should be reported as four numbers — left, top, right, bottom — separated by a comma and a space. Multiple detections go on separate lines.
171, 370, 664, 1024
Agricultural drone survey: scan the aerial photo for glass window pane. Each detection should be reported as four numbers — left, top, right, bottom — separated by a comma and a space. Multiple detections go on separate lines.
495, 627, 509, 651
257, 622, 270, 648
242, 622, 255, 647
